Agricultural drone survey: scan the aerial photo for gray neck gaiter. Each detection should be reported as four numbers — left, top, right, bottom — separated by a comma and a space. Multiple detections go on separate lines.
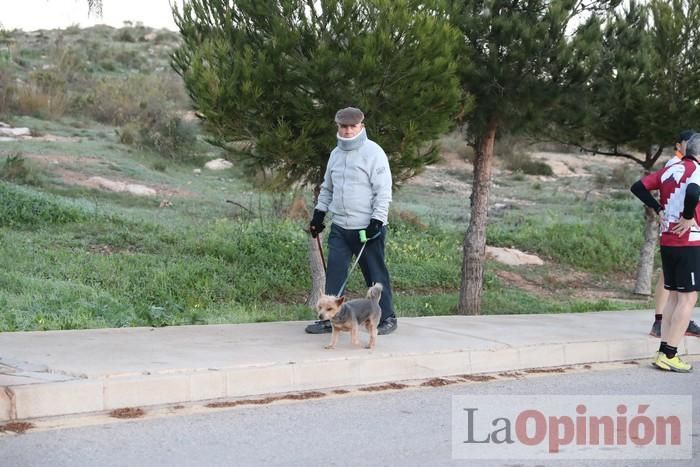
337, 128, 367, 151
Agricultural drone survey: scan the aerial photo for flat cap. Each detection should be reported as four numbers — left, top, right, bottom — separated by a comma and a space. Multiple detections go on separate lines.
334, 107, 364, 125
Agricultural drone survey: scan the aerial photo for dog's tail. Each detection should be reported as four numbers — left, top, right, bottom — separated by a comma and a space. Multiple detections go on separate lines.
367, 283, 383, 302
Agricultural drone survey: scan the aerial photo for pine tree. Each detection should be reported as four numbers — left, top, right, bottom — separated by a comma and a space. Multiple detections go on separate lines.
551, 0, 700, 294
171, 0, 463, 304
445, 0, 617, 315
172, 0, 462, 190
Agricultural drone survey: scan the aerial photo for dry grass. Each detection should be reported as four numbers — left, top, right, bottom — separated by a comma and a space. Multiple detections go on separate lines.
0, 421, 35, 433
205, 391, 326, 408
458, 374, 497, 382
420, 377, 457, 387
109, 407, 146, 419
14, 84, 67, 119
358, 383, 409, 392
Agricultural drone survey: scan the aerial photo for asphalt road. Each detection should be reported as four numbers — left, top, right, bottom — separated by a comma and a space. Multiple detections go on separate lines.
1, 361, 698, 467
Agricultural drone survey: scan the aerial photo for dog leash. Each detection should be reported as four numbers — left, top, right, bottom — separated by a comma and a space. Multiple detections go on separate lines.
336, 229, 373, 297
315, 235, 327, 274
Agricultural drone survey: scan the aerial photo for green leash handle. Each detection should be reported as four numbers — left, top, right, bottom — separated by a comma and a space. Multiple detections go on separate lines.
359, 229, 367, 243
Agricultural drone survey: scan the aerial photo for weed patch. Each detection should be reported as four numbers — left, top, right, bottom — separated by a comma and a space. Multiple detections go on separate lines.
0, 182, 87, 227
487, 199, 642, 274
0, 153, 42, 185
0, 422, 34, 434
109, 407, 145, 419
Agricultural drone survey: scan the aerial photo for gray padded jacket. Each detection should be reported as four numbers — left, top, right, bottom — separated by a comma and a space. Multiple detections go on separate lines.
315, 128, 392, 229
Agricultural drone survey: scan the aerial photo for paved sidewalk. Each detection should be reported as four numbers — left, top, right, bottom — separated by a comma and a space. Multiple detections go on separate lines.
1, 310, 699, 422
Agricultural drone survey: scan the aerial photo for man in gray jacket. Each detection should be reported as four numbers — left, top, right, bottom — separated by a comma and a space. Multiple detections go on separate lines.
307, 106, 397, 335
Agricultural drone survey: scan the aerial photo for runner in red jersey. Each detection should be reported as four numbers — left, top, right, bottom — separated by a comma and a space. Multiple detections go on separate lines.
649, 130, 700, 338
631, 134, 700, 372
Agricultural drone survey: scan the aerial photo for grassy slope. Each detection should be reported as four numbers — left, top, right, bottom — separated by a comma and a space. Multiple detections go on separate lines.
0, 26, 653, 331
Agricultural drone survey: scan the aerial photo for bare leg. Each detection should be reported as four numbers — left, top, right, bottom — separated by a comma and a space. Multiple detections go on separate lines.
661, 291, 678, 343
660, 292, 678, 342
655, 272, 668, 315
667, 291, 696, 347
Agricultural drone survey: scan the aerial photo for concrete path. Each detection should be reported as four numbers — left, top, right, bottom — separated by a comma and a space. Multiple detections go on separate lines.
1, 310, 699, 422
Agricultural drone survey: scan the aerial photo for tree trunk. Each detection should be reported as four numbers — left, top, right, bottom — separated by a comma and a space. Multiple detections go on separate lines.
306, 233, 327, 306
633, 206, 658, 295
458, 120, 497, 315
306, 187, 326, 307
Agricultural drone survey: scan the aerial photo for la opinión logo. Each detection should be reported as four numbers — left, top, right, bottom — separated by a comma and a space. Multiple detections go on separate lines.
452, 395, 692, 460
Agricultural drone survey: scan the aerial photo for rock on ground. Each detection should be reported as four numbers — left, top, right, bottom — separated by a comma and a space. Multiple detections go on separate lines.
486, 246, 544, 266
204, 159, 233, 171
85, 176, 157, 197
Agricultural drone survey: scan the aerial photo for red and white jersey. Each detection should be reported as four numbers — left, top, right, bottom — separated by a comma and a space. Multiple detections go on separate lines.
642, 158, 700, 246
664, 150, 684, 168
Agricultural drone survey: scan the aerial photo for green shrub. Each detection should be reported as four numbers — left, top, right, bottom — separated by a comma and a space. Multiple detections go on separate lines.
114, 29, 136, 43
0, 182, 87, 227
86, 74, 189, 125
99, 60, 117, 72
494, 133, 554, 176
31, 69, 67, 92
152, 161, 167, 172
117, 113, 197, 160
153, 30, 179, 44
10, 45, 91, 118
116, 122, 139, 145
495, 133, 518, 161
0, 47, 10, 66
506, 157, 554, 176
592, 164, 639, 189
64, 24, 82, 35
12, 84, 64, 118
608, 164, 639, 188
139, 115, 198, 159
53, 47, 88, 82
0, 153, 42, 185
0, 28, 12, 42
593, 171, 608, 188
114, 48, 145, 70
439, 130, 472, 161
0, 68, 16, 116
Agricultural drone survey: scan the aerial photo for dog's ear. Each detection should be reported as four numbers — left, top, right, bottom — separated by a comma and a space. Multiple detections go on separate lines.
336, 296, 345, 306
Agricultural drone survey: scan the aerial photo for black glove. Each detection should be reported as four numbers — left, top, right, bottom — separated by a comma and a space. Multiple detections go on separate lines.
365, 219, 383, 240
309, 209, 326, 238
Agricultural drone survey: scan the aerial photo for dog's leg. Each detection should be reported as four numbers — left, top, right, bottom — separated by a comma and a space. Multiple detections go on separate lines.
325, 327, 339, 349
366, 321, 378, 349
351, 320, 360, 346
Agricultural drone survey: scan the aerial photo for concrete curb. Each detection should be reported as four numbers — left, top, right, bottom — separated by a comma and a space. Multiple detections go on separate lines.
1, 310, 698, 422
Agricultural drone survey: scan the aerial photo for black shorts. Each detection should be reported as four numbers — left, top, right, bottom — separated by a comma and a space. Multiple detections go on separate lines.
661, 246, 700, 292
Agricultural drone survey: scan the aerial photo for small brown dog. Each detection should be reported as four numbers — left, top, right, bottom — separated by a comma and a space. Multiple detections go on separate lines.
316, 283, 383, 349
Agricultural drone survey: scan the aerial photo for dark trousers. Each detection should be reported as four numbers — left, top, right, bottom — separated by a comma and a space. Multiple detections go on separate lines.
325, 223, 395, 322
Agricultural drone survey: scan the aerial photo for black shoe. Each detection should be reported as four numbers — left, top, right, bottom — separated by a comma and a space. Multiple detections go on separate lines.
305, 320, 332, 334
686, 320, 700, 337
649, 320, 661, 338
377, 317, 397, 335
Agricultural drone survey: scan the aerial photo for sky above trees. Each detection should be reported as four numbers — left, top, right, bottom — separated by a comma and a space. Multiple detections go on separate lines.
1, 0, 181, 31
